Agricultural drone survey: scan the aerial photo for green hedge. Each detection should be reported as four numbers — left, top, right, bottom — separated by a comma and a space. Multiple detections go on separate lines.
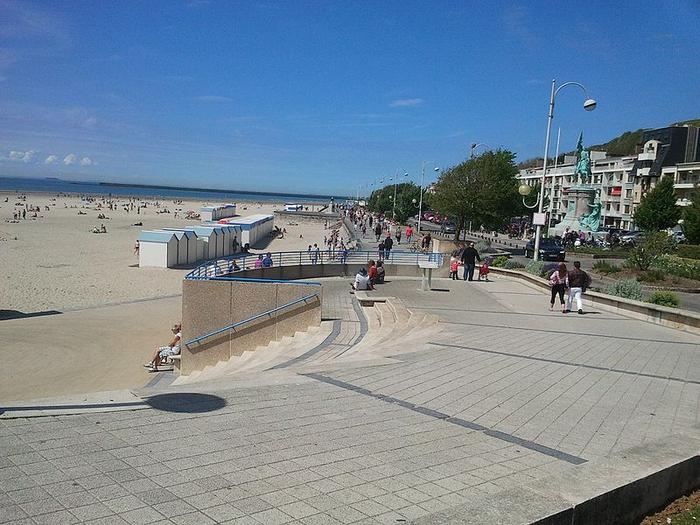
652, 256, 700, 280
676, 245, 700, 260
646, 291, 680, 308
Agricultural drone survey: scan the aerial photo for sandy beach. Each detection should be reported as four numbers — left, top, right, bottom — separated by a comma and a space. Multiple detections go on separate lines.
0, 192, 344, 313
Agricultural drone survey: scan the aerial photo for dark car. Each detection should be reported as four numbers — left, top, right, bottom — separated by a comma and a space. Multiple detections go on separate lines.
524, 238, 566, 261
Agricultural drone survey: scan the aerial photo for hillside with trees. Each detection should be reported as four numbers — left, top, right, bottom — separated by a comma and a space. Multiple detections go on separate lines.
518, 118, 699, 169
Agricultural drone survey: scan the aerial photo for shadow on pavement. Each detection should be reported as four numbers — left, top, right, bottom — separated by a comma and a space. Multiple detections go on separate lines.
145, 393, 226, 413
0, 309, 62, 321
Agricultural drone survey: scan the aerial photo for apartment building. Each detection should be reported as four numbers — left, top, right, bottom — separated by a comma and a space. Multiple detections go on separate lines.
518, 125, 700, 230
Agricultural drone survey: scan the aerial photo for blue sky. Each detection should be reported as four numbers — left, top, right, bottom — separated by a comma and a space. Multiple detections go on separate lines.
1, 0, 699, 196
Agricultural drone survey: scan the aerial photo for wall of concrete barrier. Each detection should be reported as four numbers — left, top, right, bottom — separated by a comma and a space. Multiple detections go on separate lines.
181, 279, 322, 375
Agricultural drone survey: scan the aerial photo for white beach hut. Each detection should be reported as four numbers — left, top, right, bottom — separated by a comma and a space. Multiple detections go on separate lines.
193, 225, 224, 260
162, 229, 198, 265
199, 204, 237, 222
138, 231, 179, 268
205, 223, 242, 256
223, 214, 274, 247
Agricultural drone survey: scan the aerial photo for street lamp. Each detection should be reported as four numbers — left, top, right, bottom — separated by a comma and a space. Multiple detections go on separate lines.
392, 169, 409, 219
470, 143, 491, 159
532, 79, 596, 261
417, 162, 440, 234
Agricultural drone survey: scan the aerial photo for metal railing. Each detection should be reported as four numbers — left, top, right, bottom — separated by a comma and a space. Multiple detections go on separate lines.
184, 291, 320, 349
185, 249, 443, 280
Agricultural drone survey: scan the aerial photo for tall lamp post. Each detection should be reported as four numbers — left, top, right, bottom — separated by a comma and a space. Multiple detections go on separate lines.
391, 169, 409, 218
532, 79, 596, 261
470, 143, 491, 159
417, 162, 440, 234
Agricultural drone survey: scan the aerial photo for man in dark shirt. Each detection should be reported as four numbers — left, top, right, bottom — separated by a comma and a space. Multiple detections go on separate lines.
566, 261, 591, 314
383, 235, 394, 260
460, 242, 481, 281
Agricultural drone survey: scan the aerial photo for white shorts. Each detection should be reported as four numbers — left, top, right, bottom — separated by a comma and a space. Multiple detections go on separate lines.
158, 345, 180, 358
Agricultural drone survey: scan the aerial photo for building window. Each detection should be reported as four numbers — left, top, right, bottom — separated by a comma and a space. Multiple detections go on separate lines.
624, 205, 630, 214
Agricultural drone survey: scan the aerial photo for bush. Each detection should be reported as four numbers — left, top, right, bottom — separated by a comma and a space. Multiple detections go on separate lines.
592, 261, 621, 274
636, 269, 665, 283
676, 244, 700, 260
627, 231, 675, 271
525, 260, 544, 277
603, 279, 644, 301
504, 260, 525, 269
652, 255, 700, 280
491, 255, 508, 268
646, 291, 680, 308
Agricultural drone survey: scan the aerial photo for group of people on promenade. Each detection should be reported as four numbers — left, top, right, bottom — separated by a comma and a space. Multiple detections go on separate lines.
449, 241, 489, 282
351, 258, 386, 292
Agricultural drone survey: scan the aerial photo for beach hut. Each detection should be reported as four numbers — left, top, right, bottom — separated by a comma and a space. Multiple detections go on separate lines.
223, 214, 274, 247
199, 204, 237, 222
205, 223, 242, 256
192, 225, 224, 260
284, 203, 304, 212
162, 229, 198, 265
138, 230, 178, 268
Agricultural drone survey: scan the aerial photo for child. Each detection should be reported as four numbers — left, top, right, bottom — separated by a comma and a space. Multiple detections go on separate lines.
449, 257, 459, 280
478, 259, 490, 281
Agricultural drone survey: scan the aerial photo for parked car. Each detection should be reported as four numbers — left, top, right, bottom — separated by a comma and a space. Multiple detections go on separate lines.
524, 238, 566, 261
620, 230, 644, 245
670, 230, 686, 244
423, 212, 435, 222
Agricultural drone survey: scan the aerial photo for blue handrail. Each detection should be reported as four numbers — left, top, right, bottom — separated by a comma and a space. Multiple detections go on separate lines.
184, 292, 320, 349
186, 249, 444, 280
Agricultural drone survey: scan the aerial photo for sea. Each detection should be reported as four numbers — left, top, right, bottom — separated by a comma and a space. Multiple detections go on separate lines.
0, 176, 345, 204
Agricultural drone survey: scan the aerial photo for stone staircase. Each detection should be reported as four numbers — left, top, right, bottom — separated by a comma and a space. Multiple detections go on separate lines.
172, 322, 333, 385
171, 297, 441, 386
335, 297, 440, 361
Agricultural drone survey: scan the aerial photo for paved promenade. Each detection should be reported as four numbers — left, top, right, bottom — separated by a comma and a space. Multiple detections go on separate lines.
1, 276, 699, 523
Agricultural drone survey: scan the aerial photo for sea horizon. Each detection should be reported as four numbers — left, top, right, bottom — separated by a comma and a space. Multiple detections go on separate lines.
0, 175, 347, 204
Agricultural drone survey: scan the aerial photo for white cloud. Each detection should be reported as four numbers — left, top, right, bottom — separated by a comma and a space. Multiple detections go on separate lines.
8, 150, 36, 162
63, 153, 77, 165
79, 156, 93, 166
44, 154, 58, 164
390, 98, 424, 108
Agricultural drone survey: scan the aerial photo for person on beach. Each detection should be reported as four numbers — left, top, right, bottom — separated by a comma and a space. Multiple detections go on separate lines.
566, 261, 591, 314
549, 263, 568, 312
144, 323, 181, 372
460, 242, 481, 281
133, 240, 139, 256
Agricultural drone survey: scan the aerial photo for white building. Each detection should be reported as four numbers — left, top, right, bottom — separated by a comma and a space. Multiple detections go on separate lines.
220, 214, 274, 247
199, 204, 237, 222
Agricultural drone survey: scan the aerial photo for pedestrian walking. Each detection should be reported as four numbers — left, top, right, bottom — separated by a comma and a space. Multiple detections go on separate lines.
405, 225, 413, 243
549, 263, 568, 312
566, 261, 591, 314
383, 235, 394, 260
378, 239, 385, 261
460, 242, 481, 281
396, 227, 402, 244
449, 257, 459, 280
374, 223, 382, 242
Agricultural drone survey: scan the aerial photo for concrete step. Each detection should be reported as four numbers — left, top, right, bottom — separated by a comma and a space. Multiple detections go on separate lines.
386, 298, 411, 324
174, 324, 326, 385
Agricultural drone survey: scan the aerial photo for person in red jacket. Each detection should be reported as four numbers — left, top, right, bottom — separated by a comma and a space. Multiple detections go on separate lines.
368, 259, 378, 286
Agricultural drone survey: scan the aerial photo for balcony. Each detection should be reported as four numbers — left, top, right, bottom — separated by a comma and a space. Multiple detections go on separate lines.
675, 183, 697, 189
637, 152, 656, 161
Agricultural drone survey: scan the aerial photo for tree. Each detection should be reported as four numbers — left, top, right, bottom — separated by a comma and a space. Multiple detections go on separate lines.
428, 150, 521, 240
367, 182, 420, 224
633, 174, 681, 231
682, 190, 700, 244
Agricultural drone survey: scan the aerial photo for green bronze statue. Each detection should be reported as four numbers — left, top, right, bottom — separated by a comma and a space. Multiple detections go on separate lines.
579, 191, 602, 232
574, 132, 592, 184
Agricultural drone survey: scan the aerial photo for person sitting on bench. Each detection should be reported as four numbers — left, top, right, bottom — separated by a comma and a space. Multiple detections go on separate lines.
144, 323, 181, 372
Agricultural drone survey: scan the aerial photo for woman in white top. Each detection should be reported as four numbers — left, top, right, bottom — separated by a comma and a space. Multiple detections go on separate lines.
144, 323, 181, 372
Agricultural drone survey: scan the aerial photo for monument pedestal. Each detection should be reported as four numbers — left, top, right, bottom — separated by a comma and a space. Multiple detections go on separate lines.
551, 185, 597, 237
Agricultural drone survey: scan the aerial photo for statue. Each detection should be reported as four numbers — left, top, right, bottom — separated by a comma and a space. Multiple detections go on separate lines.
574, 132, 592, 184
579, 191, 602, 232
